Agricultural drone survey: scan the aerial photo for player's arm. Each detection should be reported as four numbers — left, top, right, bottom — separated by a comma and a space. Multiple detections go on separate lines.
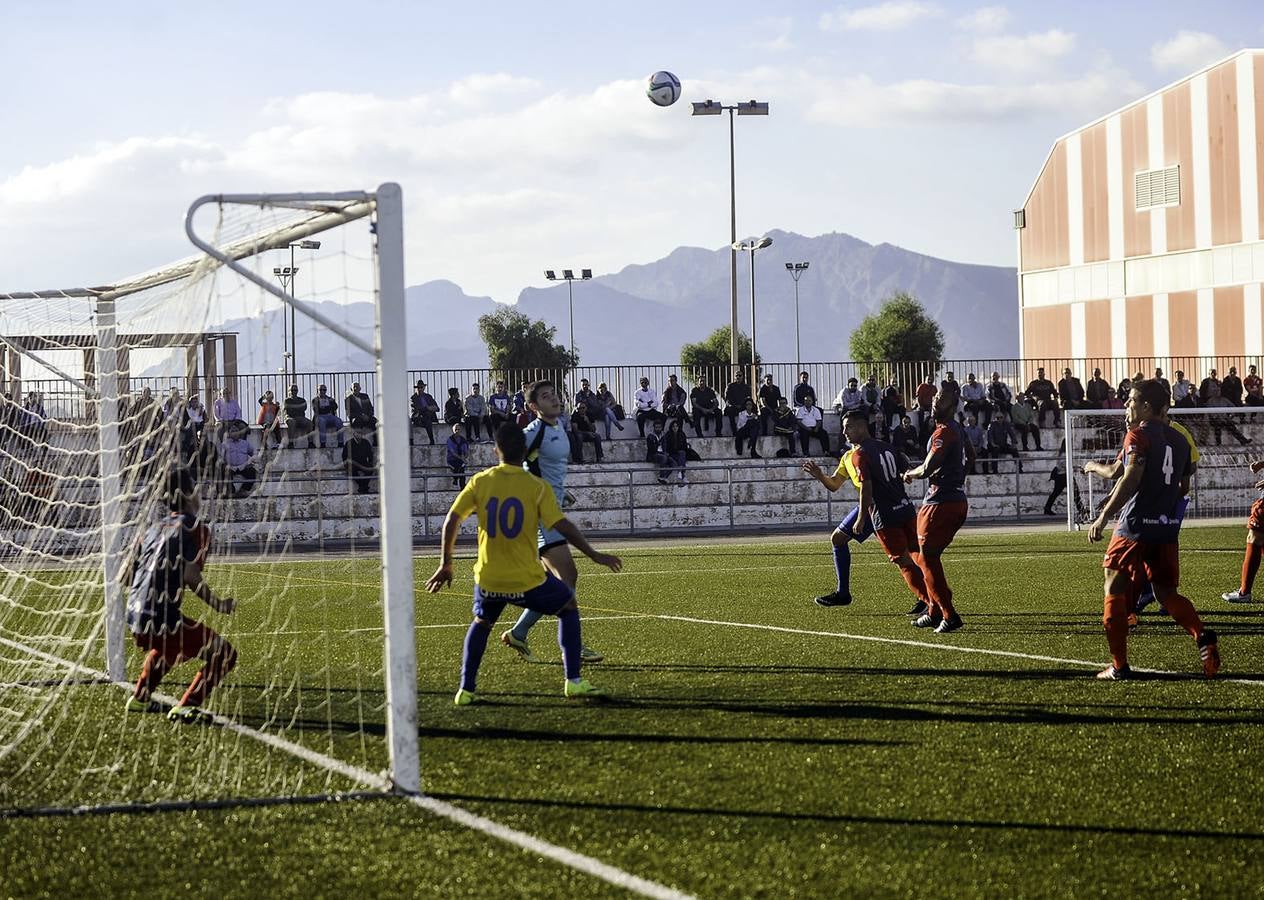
904, 442, 942, 482
183, 561, 235, 614
855, 476, 873, 534
801, 459, 845, 491
1088, 460, 1145, 542
1082, 459, 1122, 480
552, 518, 622, 572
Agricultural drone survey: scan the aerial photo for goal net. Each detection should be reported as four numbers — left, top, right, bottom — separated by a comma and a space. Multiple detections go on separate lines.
0, 186, 416, 814
1064, 406, 1264, 530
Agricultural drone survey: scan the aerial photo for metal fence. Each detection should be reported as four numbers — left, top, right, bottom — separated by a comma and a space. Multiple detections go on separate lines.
8, 354, 1264, 425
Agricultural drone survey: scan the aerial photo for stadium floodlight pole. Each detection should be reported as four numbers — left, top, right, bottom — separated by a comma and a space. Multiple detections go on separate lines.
278, 240, 321, 383
544, 267, 592, 398
692, 99, 769, 373
734, 236, 773, 392
785, 262, 810, 371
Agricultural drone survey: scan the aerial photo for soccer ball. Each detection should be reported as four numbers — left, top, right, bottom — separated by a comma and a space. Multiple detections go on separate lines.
646, 71, 681, 107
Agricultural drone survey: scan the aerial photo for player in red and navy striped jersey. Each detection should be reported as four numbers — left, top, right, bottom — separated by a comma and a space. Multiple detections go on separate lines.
1088, 380, 1219, 679
903, 391, 972, 633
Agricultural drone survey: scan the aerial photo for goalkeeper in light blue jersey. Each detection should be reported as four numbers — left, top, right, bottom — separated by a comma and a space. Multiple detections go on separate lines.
500, 380, 605, 664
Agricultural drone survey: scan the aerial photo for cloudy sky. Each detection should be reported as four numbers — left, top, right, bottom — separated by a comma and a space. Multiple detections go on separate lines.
0, 0, 1257, 306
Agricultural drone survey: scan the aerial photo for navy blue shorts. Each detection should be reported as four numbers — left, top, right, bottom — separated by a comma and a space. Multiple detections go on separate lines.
472, 572, 575, 622
835, 505, 874, 543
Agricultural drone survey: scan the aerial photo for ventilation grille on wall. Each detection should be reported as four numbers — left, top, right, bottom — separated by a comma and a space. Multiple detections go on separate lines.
1134, 166, 1180, 210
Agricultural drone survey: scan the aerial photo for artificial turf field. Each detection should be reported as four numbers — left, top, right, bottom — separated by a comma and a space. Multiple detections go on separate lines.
3, 524, 1264, 898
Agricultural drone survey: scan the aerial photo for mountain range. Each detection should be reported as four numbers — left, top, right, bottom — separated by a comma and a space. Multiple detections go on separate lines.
195, 229, 1018, 376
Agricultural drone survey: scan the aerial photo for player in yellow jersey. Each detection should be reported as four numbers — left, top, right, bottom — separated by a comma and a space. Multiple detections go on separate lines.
426, 424, 622, 705
803, 444, 889, 609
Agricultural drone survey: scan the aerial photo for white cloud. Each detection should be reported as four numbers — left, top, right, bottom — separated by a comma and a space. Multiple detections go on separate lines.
819, 2, 940, 32
1150, 31, 1228, 73
969, 29, 1076, 75
751, 16, 794, 52
806, 67, 1142, 127
957, 5, 1009, 33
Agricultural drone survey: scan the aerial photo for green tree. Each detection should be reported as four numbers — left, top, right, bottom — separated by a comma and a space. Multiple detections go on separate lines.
679, 325, 761, 385
477, 306, 577, 377
849, 292, 945, 365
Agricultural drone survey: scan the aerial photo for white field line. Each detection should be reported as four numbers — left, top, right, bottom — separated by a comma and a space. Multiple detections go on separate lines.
608, 612, 1264, 688
227, 614, 652, 640
0, 633, 691, 900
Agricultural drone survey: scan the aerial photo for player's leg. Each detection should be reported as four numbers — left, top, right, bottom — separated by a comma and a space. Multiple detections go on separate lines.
878, 520, 929, 608
177, 630, 238, 711
127, 631, 181, 712
1148, 547, 1219, 678
816, 508, 869, 607
1223, 503, 1264, 602
505, 537, 603, 662
517, 573, 605, 697
914, 502, 965, 630
457, 592, 507, 704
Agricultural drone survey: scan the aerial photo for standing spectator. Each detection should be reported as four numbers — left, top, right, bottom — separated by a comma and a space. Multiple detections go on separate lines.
443, 387, 464, 426
689, 375, 722, 437
771, 397, 799, 455
342, 427, 377, 494
1044, 439, 1085, 517
795, 393, 831, 456
962, 415, 987, 475
1025, 367, 1059, 427
410, 380, 439, 444
220, 429, 258, 498
1153, 367, 1172, 401
257, 389, 282, 448
891, 415, 920, 458
1085, 368, 1110, 408
987, 372, 1013, 418
1202, 381, 1251, 445
723, 370, 751, 436
984, 412, 1022, 474
662, 374, 689, 431
645, 419, 671, 483
833, 377, 864, 417
757, 374, 783, 434
734, 398, 762, 458
961, 373, 990, 426
634, 376, 664, 436
311, 384, 344, 449
283, 385, 314, 450
445, 423, 469, 488
23, 392, 49, 446
1172, 371, 1196, 408
861, 374, 882, 428
1199, 369, 1222, 405
880, 379, 905, 439
463, 383, 489, 442
914, 374, 938, 438
1009, 392, 1041, 450
486, 380, 513, 432
346, 381, 377, 432
939, 371, 962, 423
512, 382, 528, 419
568, 404, 604, 463
661, 417, 689, 483
1245, 365, 1264, 407
792, 371, 815, 408
162, 387, 183, 424
1222, 367, 1244, 406
1058, 367, 1086, 410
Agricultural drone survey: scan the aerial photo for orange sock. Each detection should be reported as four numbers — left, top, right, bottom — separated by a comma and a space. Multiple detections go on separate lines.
1163, 593, 1204, 640
1103, 594, 1130, 669
1242, 543, 1262, 595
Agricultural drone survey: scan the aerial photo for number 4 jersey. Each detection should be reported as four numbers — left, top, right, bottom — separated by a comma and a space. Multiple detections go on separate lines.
451, 463, 565, 594
851, 437, 916, 530
1115, 420, 1191, 544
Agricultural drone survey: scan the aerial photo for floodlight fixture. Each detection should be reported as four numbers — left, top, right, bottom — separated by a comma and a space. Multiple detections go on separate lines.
736, 101, 770, 116
691, 100, 723, 116
580, 269, 592, 280
545, 270, 557, 280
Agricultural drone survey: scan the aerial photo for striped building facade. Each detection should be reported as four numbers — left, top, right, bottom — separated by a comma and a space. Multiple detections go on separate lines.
1017, 49, 1264, 375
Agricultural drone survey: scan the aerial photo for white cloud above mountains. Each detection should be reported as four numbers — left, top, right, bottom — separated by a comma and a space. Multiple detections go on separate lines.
819, 2, 940, 32
1150, 31, 1229, 72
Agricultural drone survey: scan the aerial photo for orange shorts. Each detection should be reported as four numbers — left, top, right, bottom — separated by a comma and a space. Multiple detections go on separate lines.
917, 500, 968, 550
1102, 534, 1180, 587
133, 616, 218, 667
1248, 499, 1264, 532
876, 518, 918, 562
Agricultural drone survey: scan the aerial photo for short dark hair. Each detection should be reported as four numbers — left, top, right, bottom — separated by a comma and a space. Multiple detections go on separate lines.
1132, 378, 1170, 414
842, 409, 871, 431
527, 380, 554, 406
495, 423, 527, 463
165, 467, 195, 512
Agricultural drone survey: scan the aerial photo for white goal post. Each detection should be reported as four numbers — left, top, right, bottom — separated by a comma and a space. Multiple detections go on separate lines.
1064, 406, 1264, 532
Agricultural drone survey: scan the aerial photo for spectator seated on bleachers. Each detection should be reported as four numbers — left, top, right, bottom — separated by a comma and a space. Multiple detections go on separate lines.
1171, 371, 1196, 408
410, 380, 439, 444
1223, 366, 1244, 406
1025, 367, 1059, 427
913, 373, 937, 439
723, 371, 752, 436
771, 397, 799, 455
346, 381, 377, 434
258, 390, 283, 448
891, 415, 920, 458
220, 430, 258, 498
487, 380, 513, 432
443, 387, 464, 429
984, 412, 1022, 474
880, 379, 905, 439
1085, 368, 1110, 408
575, 379, 614, 441
1101, 387, 1123, 409
834, 377, 864, 418
734, 399, 762, 459
1245, 365, 1264, 407
185, 395, 207, 438
342, 427, 377, 494
662, 374, 689, 431
961, 373, 991, 426
860, 375, 882, 428
962, 415, 987, 475
446, 423, 469, 488
661, 418, 689, 483
1009, 393, 1041, 450
689, 375, 722, 438
940, 371, 962, 422
1201, 381, 1251, 446
213, 387, 244, 441
634, 376, 665, 437
757, 374, 783, 435
1199, 369, 1222, 406
568, 405, 604, 463
792, 371, 815, 408
795, 394, 832, 456
312, 384, 344, 449
595, 382, 625, 435
645, 419, 672, 483
1058, 368, 1086, 410
284, 385, 315, 449
463, 383, 489, 442
987, 372, 1013, 419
